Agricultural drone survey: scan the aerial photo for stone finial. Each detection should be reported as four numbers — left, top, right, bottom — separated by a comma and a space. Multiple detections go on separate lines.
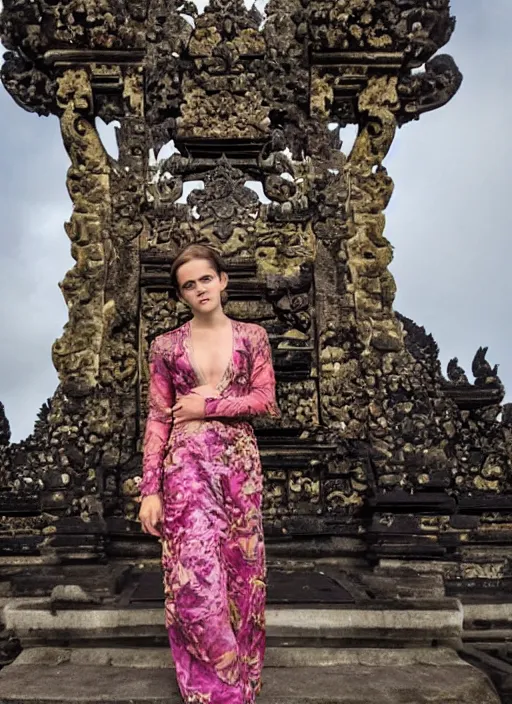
447, 357, 469, 385
472, 346, 502, 388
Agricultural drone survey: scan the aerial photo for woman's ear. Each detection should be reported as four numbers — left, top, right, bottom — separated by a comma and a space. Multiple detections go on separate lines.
175, 289, 187, 307
220, 272, 229, 305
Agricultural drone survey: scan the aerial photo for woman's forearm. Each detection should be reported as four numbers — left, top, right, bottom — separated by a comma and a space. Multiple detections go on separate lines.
140, 338, 174, 497
204, 388, 279, 420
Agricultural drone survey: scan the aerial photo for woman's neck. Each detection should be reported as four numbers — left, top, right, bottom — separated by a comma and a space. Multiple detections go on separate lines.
191, 306, 229, 329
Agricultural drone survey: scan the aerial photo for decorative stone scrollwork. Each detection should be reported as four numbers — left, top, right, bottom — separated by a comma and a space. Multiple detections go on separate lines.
397, 54, 463, 124
52, 68, 111, 395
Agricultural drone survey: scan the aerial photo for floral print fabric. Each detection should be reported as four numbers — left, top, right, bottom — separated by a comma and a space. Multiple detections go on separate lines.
140, 320, 279, 704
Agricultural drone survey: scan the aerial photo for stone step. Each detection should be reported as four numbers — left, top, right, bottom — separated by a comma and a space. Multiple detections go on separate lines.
464, 629, 512, 643
0, 651, 500, 703
2, 598, 463, 649
6, 645, 467, 669
464, 602, 512, 630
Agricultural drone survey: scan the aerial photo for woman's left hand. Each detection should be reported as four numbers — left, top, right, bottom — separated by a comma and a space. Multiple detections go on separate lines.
172, 393, 206, 424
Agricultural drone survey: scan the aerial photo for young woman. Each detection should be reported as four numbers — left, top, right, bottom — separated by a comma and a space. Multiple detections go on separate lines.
138, 244, 279, 704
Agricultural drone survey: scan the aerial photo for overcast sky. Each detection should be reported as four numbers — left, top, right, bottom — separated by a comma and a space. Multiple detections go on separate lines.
0, 0, 510, 443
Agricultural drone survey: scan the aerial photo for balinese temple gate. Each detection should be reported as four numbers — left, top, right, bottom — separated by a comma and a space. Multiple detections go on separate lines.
1, 0, 511, 602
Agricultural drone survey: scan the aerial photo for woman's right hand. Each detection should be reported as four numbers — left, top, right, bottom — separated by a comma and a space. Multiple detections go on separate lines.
139, 494, 163, 537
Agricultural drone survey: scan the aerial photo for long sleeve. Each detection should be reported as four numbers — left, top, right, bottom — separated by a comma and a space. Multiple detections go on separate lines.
204, 326, 279, 421
140, 337, 175, 497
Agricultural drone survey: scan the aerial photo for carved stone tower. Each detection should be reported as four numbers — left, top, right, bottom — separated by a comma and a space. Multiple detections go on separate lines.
1, 1, 511, 596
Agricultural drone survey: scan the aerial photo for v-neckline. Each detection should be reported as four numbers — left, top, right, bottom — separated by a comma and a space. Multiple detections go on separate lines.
186, 318, 235, 392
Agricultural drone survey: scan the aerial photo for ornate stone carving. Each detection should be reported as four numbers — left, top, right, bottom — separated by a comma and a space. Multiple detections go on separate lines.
5, 0, 511, 582
397, 54, 463, 124
308, 0, 455, 61
345, 75, 402, 351
52, 68, 111, 395
0, 52, 56, 116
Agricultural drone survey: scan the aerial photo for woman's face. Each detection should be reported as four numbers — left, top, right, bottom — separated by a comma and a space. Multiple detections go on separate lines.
176, 258, 228, 315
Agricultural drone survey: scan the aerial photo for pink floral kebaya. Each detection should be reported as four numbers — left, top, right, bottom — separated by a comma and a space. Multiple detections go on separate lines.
140, 318, 279, 704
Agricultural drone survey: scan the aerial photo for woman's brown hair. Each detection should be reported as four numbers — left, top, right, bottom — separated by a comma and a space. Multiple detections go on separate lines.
170, 244, 228, 298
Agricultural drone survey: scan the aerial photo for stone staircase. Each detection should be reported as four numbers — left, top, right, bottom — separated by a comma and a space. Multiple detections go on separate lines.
0, 561, 502, 703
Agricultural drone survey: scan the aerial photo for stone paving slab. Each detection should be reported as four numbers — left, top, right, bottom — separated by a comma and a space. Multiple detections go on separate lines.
0, 660, 500, 704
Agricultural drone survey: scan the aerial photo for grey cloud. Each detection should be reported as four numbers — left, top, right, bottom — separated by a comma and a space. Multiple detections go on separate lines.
387, 0, 512, 398
0, 90, 72, 441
